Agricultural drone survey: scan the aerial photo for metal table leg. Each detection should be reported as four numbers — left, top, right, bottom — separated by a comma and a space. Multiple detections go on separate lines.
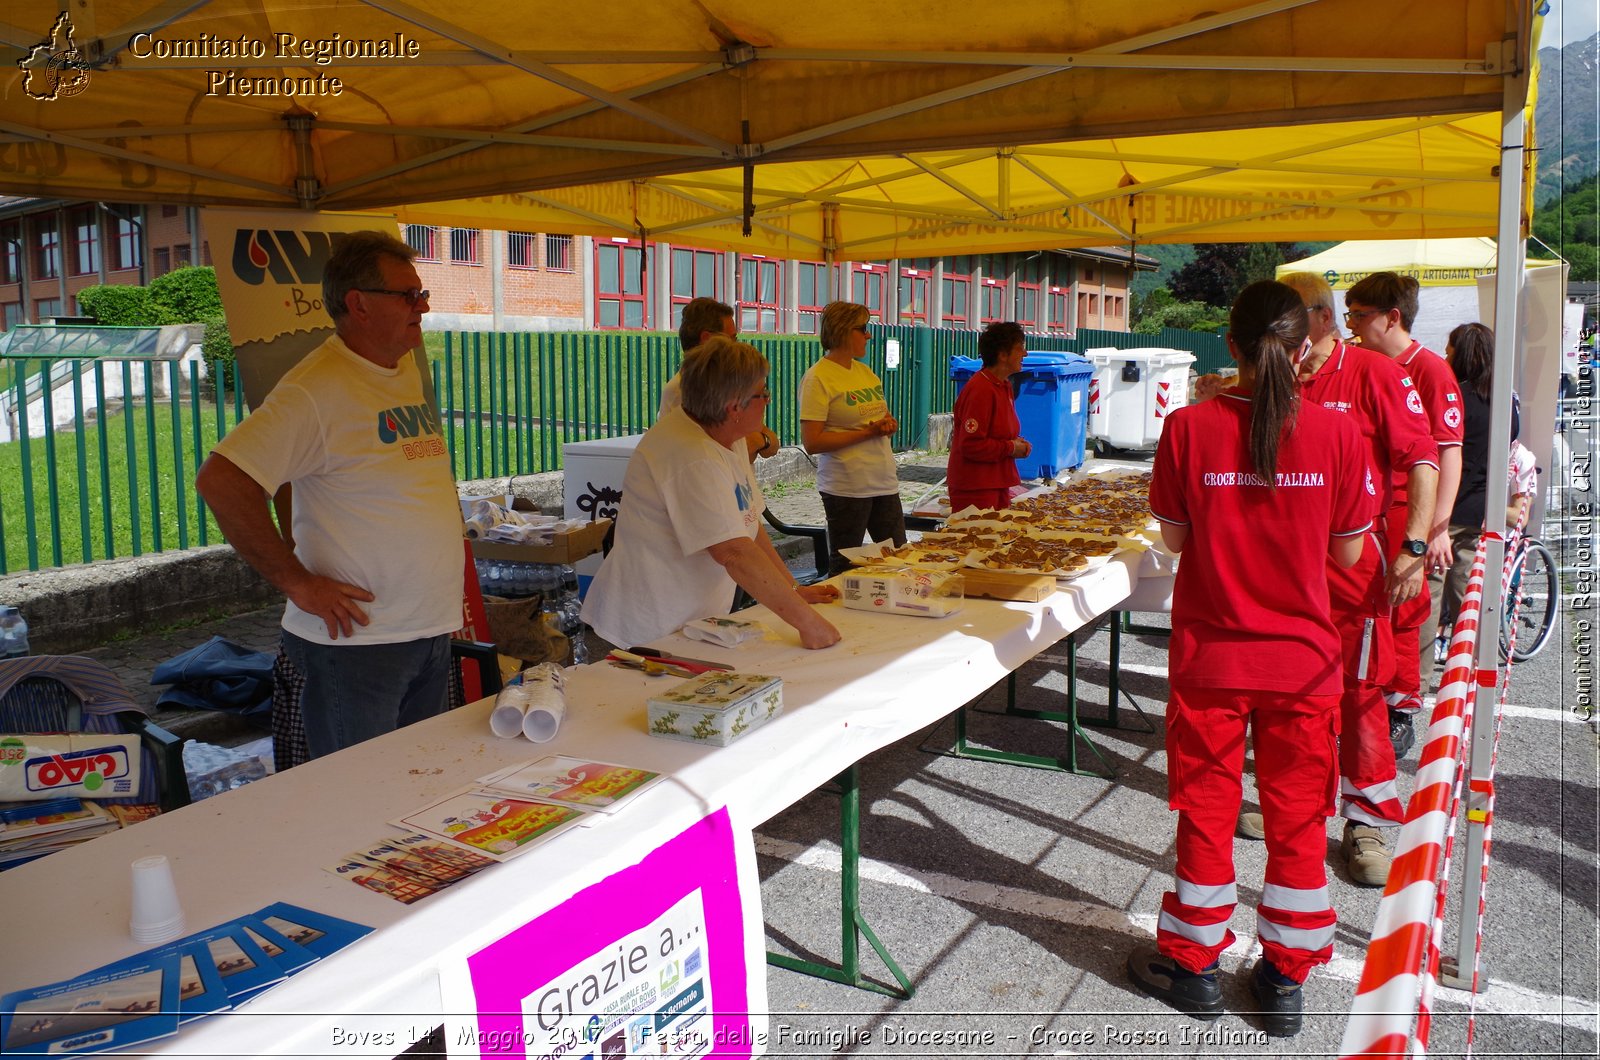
766, 764, 914, 998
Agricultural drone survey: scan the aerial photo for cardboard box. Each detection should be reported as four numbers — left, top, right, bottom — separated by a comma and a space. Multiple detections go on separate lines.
646, 673, 783, 747
469, 518, 611, 565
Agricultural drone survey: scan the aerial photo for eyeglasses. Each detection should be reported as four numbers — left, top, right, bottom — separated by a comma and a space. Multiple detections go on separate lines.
742, 386, 771, 407
852, 325, 871, 335
357, 287, 430, 306
1343, 308, 1381, 324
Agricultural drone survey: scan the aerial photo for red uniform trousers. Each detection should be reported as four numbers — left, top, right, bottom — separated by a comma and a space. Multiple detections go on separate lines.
1158, 683, 1340, 984
1382, 503, 1431, 709
948, 486, 1012, 512
1326, 530, 1406, 826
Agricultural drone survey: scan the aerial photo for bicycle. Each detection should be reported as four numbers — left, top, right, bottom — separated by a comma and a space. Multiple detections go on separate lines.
1501, 536, 1559, 662
1434, 535, 1560, 664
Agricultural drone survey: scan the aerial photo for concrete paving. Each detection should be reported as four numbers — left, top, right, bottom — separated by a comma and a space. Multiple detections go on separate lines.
68, 445, 1600, 1055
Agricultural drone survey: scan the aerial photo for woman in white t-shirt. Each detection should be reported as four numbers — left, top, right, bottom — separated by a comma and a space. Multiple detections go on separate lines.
799, 301, 906, 575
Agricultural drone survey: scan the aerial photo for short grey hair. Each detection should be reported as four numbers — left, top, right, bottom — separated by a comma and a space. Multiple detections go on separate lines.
1279, 271, 1342, 337
819, 301, 869, 352
678, 297, 734, 352
323, 229, 417, 320
680, 336, 768, 426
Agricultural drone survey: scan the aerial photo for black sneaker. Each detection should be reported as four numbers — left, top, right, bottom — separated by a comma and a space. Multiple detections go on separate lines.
1388, 710, 1416, 759
1249, 958, 1303, 1037
1126, 944, 1223, 1019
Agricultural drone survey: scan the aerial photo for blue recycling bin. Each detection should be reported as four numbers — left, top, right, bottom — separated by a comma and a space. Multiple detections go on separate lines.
951, 351, 1092, 478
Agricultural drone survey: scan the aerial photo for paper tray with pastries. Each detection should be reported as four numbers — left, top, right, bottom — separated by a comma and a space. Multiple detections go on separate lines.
838, 539, 972, 571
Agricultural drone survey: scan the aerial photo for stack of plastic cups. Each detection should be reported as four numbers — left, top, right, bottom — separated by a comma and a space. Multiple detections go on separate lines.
129, 855, 186, 944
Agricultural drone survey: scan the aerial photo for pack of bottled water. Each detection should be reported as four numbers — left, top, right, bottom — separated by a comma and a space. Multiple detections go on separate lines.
474, 561, 588, 665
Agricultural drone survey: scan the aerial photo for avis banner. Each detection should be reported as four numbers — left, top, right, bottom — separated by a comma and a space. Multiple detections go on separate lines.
202, 208, 426, 410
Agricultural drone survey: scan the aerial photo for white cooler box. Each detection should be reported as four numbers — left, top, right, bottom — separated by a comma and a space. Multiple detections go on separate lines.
562, 433, 644, 594
1085, 347, 1196, 451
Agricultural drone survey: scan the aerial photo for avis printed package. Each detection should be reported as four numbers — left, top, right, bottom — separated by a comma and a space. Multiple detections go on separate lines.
0, 733, 143, 800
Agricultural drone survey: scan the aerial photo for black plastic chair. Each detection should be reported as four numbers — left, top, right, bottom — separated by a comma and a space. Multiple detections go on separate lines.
764, 509, 832, 586
0, 657, 190, 812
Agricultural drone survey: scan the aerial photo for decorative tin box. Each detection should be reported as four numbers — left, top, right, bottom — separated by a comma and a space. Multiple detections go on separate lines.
646, 672, 783, 747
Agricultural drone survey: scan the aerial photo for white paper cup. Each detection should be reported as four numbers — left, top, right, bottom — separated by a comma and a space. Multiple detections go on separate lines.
524, 703, 563, 742
521, 667, 566, 743
489, 700, 528, 739
130, 854, 185, 944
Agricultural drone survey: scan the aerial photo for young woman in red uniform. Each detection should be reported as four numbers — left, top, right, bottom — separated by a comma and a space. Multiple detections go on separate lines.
947, 321, 1032, 511
1129, 281, 1372, 1037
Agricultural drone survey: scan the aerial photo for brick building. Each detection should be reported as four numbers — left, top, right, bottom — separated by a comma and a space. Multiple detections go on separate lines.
0, 198, 1151, 337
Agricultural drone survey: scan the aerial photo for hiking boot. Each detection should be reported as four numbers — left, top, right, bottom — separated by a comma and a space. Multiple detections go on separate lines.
1126, 944, 1223, 1019
1237, 812, 1266, 841
1388, 710, 1416, 759
1249, 958, 1304, 1037
1342, 821, 1392, 887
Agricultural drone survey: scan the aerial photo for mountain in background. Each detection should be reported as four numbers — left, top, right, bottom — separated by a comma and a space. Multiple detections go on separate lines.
1535, 32, 1599, 204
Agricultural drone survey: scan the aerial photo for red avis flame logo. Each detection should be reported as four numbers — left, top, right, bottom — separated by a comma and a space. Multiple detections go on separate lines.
248, 232, 270, 270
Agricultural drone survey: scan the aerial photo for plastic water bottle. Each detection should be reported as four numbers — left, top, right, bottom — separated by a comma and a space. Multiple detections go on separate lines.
182, 741, 267, 801
556, 566, 587, 664
0, 606, 30, 658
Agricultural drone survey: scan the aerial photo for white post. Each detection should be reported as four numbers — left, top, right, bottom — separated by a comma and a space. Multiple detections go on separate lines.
1443, 34, 1528, 991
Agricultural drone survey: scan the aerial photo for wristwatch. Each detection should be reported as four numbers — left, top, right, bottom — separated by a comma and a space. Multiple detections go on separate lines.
1401, 538, 1427, 557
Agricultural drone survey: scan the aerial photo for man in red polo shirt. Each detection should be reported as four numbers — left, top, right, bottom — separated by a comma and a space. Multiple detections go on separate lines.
1258, 273, 1438, 887
1343, 273, 1464, 758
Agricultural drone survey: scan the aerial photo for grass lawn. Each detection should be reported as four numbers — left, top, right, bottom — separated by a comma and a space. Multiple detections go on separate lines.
0, 399, 238, 574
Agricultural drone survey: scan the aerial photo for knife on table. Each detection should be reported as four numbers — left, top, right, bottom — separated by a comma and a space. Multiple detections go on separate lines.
627, 646, 734, 672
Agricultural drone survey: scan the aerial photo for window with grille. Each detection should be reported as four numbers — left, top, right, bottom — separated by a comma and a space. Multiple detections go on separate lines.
595, 241, 648, 328
669, 247, 723, 328
545, 234, 573, 271
449, 228, 481, 265
508, 231, 537, 269
737, 256, 781, 333
796, 261, 827, 334
69, 207, 98, 275
154, 247, 171, 275
33, 217, 59, 280
175, 244, 192, 269
405, 224, 439, 261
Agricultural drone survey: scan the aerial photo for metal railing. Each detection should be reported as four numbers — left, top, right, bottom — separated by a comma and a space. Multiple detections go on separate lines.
0, 323, 1227, 573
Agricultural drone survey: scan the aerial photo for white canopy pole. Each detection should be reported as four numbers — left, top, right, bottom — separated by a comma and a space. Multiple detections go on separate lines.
1443, 29, 1528, 990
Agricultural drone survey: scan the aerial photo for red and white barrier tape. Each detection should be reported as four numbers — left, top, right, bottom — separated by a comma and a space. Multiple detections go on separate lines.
1340, 515, 1526, 1058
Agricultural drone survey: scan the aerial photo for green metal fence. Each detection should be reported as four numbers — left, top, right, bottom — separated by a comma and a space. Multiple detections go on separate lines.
0, 358, 246, 574
0, 323, 1225, 573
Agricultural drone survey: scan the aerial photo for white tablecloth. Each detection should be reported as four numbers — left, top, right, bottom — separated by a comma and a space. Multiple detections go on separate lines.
0, 556, 1138, 1057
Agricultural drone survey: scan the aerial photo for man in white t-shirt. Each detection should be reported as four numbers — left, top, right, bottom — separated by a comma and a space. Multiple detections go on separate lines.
584, 337, 841, 649
196, 230, 462, 758
658, 297, 780, 462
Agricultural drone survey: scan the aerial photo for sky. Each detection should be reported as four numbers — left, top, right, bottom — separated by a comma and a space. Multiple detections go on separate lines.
1548, 0, 1599, 46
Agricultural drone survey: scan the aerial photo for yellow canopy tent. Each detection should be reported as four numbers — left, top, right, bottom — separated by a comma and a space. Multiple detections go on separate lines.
386, 113, 1512, 260
0, 0, 1537, 228
1277, 236, 1556, 288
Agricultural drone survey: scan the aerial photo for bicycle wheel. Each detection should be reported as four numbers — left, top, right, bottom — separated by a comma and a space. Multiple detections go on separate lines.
1501, 540, 1560, 662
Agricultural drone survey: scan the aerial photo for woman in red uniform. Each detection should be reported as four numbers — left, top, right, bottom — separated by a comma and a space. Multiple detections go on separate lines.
947, 321, 1032, 511
1128, 281, 1372, 1037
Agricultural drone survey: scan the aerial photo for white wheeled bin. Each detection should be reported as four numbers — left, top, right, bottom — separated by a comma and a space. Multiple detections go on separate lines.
1084, 347, 1196, 451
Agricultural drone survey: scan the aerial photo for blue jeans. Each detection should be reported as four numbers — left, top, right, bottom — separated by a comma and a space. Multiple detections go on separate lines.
281, 631, 450, 759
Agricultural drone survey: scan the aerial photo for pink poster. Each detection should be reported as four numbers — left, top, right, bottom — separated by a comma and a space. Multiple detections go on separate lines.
458, 808, 758, 1058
